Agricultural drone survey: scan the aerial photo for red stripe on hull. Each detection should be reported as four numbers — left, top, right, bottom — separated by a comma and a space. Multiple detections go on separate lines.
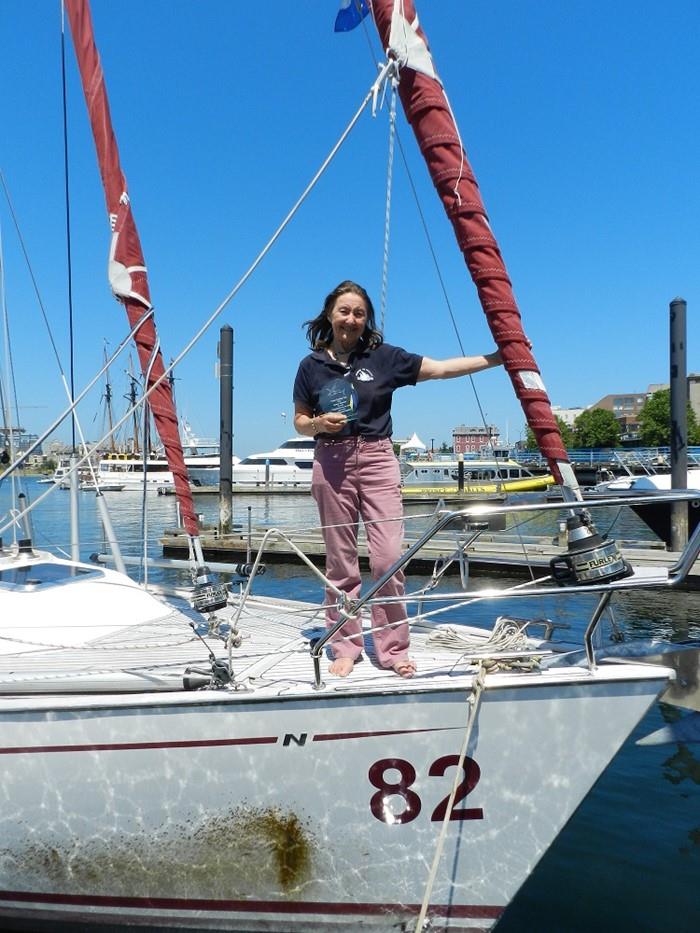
0, 726, 463, 756
0, 736, 277, 755
313, 726, 460, 741
0, 890, 503, 919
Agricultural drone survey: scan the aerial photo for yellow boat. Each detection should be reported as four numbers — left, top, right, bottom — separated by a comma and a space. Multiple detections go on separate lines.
401, 458, 556, 496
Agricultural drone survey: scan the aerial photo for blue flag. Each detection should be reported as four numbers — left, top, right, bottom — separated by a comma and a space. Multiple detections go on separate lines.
334, 0, 370, 32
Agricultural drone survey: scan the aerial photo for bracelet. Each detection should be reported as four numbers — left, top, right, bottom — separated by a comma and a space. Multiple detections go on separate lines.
310, 417, 318, 436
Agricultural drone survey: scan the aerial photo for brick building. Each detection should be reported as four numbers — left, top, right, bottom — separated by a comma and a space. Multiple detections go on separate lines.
590, 389, 660, 442
452, 424, 500, 455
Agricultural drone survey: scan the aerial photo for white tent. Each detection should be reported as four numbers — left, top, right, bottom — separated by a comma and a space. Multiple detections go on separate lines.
400, 432, 427, 453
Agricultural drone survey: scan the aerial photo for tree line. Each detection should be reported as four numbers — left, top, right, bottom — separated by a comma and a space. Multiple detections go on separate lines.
524, 389, 700, 449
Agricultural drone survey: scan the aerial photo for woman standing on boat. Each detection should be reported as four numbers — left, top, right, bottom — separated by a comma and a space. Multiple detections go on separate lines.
293, 281, 503, 678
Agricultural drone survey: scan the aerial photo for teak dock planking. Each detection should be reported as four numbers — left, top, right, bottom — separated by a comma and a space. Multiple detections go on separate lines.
160, 525, 699, 586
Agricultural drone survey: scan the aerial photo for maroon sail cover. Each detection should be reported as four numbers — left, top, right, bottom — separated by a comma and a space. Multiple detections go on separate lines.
370, 0, 570, 485
66, 0, 199, 535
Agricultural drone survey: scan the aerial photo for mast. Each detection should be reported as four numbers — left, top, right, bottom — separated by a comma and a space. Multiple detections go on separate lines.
126, 359, 140, 456
65, 0, 198, 536
369, 0, 578, 498
102, 343, 116, 453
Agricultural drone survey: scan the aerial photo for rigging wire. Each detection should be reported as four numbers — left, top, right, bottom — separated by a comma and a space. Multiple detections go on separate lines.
0, 220, 21, 537
0, 305, 156, 483
0, 228, 23, 458
0, 171, 101, 488
60, 1, 77, 453
392, 131, 491, 436
379, 76, 398, 333
0, 172, 66, 373
353, 9, 495, 444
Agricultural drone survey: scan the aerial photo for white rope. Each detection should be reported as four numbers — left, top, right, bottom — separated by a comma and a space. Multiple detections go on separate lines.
414, 664, 487, 932
379, 77, 398, 333
441, 87, 467, 209
426, 616, 529, 652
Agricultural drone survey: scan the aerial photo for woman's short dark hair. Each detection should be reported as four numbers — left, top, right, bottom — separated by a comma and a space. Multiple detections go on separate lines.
303, 281, 383, 350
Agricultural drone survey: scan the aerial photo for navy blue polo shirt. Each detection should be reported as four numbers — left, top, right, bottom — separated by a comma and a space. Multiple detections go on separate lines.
293, 343, 423, 438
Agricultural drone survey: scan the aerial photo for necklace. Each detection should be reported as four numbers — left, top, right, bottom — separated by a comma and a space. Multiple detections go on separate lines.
329, 345, 352, 361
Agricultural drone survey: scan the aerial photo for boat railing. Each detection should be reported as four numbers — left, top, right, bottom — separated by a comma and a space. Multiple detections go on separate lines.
304, 492, 700, 687
513, 446, 699, 470
225, 491, 700, 688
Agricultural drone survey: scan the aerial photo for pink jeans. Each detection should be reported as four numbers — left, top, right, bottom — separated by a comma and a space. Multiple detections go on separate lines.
311, 436, 409, 668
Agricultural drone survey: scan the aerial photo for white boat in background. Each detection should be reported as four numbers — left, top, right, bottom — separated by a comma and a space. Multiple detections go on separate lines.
231, 437, 314, 488
402, 457, 555, 495
182, 427, 314, 489
97, 446, 244, 490
590, 468, 700, 548
36, 456, 72, 485
79, 479, 125, 492
267, 436, 316, 465
181, 419, 241, 486
595, 468, 700, 493
96, 452, 178, 488
95, 438, 313, 492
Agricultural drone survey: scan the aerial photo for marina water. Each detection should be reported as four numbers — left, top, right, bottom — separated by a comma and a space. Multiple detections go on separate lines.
2, 477, 699, 931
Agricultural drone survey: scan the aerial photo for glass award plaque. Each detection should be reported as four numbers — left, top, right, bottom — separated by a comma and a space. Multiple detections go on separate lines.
319, 378, 359, 421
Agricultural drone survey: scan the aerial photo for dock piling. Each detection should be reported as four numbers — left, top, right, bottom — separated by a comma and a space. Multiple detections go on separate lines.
670, 297, 688, 551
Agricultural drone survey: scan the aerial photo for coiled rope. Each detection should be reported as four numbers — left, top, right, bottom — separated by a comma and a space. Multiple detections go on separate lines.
426, 616, 529, 653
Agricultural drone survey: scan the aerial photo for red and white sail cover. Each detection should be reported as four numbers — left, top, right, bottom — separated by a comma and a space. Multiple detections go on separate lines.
66, 0, 199, 534
370, 0, 576, 491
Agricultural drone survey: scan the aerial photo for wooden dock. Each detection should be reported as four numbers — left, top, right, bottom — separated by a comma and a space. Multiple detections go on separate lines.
160, 525, 698, 586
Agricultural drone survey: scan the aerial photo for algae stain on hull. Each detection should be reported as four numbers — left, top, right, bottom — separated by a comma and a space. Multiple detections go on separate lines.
194, 806, 315, 894
238, 810, 312, 892
1, 806, 317, 898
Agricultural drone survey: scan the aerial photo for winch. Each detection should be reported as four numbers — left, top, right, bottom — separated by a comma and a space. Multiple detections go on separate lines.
191, 564, 230, 614
550, 512, 633, 585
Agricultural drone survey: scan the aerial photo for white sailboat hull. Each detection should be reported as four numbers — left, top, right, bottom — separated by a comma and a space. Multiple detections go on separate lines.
0, 668, 665, 931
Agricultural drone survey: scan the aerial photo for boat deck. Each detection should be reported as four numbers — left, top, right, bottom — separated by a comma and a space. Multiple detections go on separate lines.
0, 589, 664, 705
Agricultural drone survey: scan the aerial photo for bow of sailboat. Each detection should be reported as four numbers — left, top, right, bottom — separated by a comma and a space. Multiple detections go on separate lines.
0, 5, 698, 931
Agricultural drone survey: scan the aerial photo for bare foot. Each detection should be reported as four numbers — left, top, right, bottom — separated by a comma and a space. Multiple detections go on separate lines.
329, 657, 355, 677
392, 658, 416, 678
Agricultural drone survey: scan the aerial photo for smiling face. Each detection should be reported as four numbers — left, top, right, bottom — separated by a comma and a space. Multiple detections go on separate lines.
327, 292, 368, 352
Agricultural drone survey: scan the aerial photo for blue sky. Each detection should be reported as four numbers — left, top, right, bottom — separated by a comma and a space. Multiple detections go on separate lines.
1, 1, 699, 456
